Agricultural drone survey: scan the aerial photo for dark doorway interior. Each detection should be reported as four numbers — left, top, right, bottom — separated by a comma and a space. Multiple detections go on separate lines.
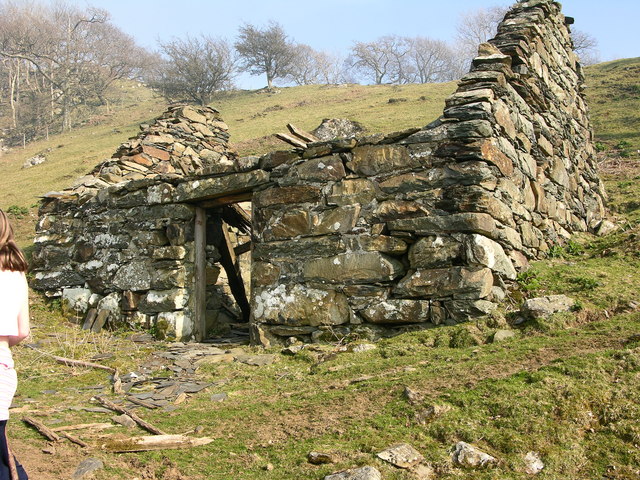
206, 205, 252, 324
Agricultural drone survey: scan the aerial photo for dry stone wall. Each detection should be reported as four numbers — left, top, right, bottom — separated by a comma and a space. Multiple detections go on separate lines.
32, 105, 269, 339
249, 0, 606, 344
31, 0, 606, 343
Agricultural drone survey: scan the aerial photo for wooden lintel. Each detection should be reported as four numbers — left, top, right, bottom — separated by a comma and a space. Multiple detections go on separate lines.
287, 123, 320, 143
275, 132, 307, 149
197, 191, 253, 209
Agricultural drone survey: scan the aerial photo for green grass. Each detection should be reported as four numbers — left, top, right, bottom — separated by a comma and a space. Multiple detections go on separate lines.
12, 305, 640, 479
214, 82, 455, 156
585, 57, 640, 157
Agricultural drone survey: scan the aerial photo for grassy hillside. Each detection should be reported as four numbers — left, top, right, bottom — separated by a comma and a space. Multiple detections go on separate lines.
584, 57, 640, 157
2, 59, 640, 479
216, 82, 455, 156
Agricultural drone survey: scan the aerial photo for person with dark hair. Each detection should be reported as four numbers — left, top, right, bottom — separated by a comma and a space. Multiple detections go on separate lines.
0, 210, 30, 479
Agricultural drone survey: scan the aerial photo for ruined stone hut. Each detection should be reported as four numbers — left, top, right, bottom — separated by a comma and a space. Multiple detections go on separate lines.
31, 0, 607, 345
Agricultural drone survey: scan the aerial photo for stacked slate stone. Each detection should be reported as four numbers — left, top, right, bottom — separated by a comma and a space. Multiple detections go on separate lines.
31, 105, 259, 340
249, 0, 607, 345
70, 105, 236, 198
31, 0, 608, 344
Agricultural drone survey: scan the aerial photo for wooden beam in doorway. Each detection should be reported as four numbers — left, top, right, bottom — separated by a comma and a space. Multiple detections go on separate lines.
194, 207, 207, 342
234, 241, 252, 256
209, 214, 251, 323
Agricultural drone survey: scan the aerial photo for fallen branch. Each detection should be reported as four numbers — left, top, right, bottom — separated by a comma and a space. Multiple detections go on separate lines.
52, 423, 114, 432
23, 416, 61, 442
25, 345, 116, 373
94, 396, 166, 435
59, 431, 88, 448
103, 434, 214, 452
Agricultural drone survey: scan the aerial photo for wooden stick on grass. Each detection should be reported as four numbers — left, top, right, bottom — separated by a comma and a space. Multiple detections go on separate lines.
103, 434, 214, 453
59, 431, 88, 448
25, 345, 116, 373
94, 396, 166, 435
52, 423, 114, 432
23, 416, 61, 442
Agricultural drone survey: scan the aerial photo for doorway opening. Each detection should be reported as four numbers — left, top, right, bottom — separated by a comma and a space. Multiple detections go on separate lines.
194, 197, 253, 343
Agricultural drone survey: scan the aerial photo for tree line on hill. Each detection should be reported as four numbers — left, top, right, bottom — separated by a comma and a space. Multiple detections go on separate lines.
0, 1, 598, 147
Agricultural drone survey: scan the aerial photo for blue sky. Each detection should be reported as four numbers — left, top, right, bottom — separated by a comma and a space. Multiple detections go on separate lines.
64, 0, 638, 88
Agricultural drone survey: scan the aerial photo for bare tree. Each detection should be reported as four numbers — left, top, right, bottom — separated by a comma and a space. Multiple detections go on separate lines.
571, 29, 600, 65
314, 51, 347, 85
286, 44, 322, 85
235, 21, 295, 89
443, 42, 474, 81
80, 23, 151, 109
453, 4, 509, 75
348, 35, 412, 85
0, 1, 148, 132
456, 5, 509, 52
286, 45, 346, 85
407, 37, 456, 83
150, 35, 236, 105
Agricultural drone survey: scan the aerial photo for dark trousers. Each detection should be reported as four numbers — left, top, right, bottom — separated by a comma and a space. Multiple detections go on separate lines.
0, 420, 27, 480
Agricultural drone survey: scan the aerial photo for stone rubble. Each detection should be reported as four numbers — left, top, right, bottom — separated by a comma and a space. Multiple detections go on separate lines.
109, 342, 274, 410
312, 118, 367, 141
522, 294, 575, 319
22, 153, 47, 169
72, 457, 104, 480
524, 451, 545, 475
414, 404, 452, 426
451, 441, 498, 469
377, 443, 425, 469
307, 451, 337, 465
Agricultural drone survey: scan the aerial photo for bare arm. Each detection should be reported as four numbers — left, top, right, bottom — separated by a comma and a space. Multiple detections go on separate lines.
9, 275, 30, 347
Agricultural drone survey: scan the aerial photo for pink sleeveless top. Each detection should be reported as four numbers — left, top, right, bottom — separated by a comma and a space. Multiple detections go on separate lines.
0, 270, 28, 336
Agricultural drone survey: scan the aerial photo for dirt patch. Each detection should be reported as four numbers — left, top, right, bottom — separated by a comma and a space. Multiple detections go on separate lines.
11, 436, 192, 480
10, 437, 83, 480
